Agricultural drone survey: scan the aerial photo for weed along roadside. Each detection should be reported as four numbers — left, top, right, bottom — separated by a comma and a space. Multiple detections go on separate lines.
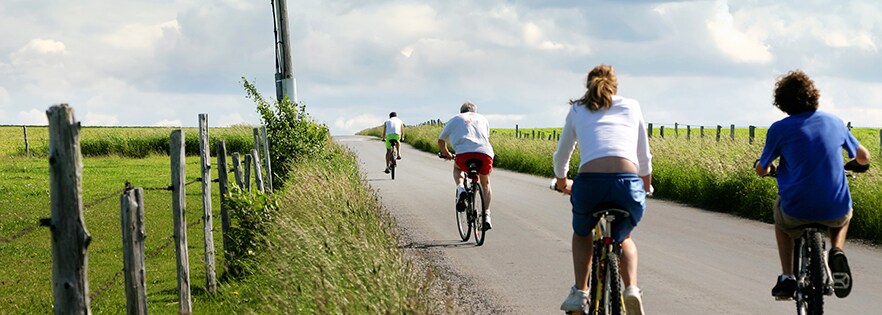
1, 90, 455, 313
359, 123, 882, 245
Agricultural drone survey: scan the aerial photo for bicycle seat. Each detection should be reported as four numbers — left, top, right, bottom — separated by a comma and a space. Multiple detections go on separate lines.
465, 159, 482, 172
592, 203, 630, 219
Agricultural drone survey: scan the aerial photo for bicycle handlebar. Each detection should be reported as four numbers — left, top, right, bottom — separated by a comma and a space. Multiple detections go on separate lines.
756, 158, 869, 178
437, 152, 455, 160
549, 178, 654, 197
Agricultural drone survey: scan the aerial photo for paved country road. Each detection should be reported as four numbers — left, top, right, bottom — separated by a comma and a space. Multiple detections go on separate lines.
337, 135, 882, 314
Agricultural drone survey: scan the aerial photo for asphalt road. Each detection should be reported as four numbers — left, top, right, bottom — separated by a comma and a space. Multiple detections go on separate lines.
337, 135, 882, 314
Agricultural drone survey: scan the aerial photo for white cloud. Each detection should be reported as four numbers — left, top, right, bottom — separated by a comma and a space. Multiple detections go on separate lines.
82, 113, 119, 126
334, 114, 383, 135
102, 20, 181, 50
217, 112, 250, 127
18, 109, 48, 125
706, 1, 773, 64
0, 87, 9, 108
154, 119, 182, 127
484, 114, 526, 126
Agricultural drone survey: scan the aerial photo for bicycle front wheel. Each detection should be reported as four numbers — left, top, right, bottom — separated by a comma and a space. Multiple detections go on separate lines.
607, 251, 624, 315
473, 182, 486, 246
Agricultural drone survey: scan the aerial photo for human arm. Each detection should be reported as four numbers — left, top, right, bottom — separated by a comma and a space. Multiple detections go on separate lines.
437, 139, 453, 159
400, 123, 405, 141
553, 107, 577, 193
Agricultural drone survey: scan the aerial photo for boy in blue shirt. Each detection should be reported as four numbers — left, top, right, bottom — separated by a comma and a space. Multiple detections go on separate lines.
755, 70, 870, 300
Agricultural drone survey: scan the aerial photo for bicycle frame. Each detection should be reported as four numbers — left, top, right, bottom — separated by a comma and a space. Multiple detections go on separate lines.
586, 209, 628, 315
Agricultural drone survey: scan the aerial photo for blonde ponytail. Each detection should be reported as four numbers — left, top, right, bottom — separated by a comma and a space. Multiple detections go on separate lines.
570, 64, 618, 112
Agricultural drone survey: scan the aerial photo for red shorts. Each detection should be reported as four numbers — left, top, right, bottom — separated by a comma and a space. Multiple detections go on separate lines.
454, 152, 493, 175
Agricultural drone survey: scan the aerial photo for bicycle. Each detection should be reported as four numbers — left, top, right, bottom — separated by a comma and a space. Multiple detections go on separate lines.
439, 153, 488, 246
387, 139, 399, 180
552, 181, 651, 315
759, 159, 868, 315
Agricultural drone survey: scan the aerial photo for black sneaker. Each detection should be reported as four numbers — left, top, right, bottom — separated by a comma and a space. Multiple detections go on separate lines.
396, 155, 402, 160
772, 276, 797, 300
384, 167, 390, 174
829, 247, 852, 298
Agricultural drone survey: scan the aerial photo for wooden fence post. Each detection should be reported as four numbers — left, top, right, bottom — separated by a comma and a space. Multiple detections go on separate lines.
749, 125, 756, 145
231, 152, 244, 189
252, 149, 265, 193
252, 128, 261, 161
197, 114, 217, 294
170, 130, 192, 314
216, 141, 233, 267
700, 126, 705, 138
515, 124, 518, 137
261, 126, 273, 192
23, 125, 30, 157
47, 104, 92, 314
244, 154, 252, 192
647, 123, 653, 138
674, 122, 679, 138
687, 125, 691, 140
730, 124, 735, 141
660, 126, 665, 139
120, 186, 147, 315
716, 125, 722, 142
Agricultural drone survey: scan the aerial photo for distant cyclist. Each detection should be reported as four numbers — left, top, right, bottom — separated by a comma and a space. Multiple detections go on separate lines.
553, 64, 652, 315
383, 112, 405, 174
755, 69, 871, 300
438, 101, 496, 230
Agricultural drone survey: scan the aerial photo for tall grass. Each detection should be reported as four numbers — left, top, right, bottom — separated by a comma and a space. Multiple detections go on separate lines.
360, 124, 882, 244
226, 140, 450, 313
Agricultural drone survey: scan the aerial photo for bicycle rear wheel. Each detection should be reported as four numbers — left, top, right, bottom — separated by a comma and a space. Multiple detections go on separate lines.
588, 243, 603, 314
607, 252, 624, 315
473, 182, 486, 246
455, 187, 471, 242
807, 231, 825, 315
390, 149, 397, 180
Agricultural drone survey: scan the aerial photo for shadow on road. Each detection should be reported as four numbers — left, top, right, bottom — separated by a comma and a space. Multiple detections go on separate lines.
400, 240, 475, 249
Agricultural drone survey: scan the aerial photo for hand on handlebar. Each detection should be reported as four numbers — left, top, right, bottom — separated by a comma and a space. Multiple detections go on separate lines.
754, 159, 777, 177
549, 178, 573, 195
437, 152, 454, 160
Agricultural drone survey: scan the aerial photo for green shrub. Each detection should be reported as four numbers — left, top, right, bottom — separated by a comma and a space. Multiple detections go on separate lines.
223, 186, 279, 278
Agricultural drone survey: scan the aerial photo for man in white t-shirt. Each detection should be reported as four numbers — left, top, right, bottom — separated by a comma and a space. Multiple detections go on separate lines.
438, 101, 496, 230
383, 112, 405, 173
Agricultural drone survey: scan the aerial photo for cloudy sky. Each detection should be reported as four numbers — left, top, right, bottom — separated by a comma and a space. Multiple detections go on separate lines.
1, 0, 880, 135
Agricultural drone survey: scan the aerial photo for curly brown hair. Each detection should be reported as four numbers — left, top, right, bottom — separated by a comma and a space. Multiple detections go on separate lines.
773, 70, 820, 115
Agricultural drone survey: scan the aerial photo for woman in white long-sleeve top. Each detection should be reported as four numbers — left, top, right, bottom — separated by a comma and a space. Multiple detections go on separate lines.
553, 64, 652, 315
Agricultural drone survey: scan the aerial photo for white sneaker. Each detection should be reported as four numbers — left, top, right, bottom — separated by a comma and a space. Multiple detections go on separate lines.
623, 285, 645, 315
455, 186, 467, 212
483, 210, 492, 230
560, 286, 588, 312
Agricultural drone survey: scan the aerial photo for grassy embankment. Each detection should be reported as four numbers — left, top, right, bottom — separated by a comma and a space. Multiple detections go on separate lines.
0, 125, 450, 313
360, 125, 882, 244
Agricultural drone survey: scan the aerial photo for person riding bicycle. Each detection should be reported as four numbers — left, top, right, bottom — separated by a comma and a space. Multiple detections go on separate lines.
755, 69, 871, 300
438, 101, 496, 230
553, 64, 652, 315
383, 112, 405, 174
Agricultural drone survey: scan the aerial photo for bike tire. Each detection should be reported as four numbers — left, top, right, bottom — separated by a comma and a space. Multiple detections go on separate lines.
588, 243, 603, 314
794, 237, 807, 315
455, 184, 471, 242
607, 251, 624, 315
807, 231, 825, 315
390, 149, 397, 180
473, 182, 486, 246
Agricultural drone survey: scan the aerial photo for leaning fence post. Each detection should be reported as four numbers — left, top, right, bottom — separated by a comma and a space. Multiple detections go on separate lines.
730, 124, 735, 141
121, 186, 147, 315
244, 154, 252, 192
749, 125, 756, 145
231, 152, 244, 189
261, 126, 273, 192
170, 130, 192, 314
216, 141, 232, 267
197, 114, 217, 294
252, 148, 265, 193
23, 125, 30, 157
47, 104, 92, 314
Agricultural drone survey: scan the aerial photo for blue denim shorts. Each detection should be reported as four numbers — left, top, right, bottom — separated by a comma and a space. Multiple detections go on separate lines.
570, 173, 646, 241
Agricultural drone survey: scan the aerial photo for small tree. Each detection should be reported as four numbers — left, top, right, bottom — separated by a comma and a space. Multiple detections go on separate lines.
243, 78, 329, 189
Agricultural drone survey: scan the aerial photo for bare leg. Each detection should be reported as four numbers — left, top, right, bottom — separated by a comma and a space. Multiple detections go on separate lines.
385, 149, 392, 167
829, 221, 850, 250
452, 166, 464, 187
776, 225, 794, 275
573, 233, 593, 290
620, 236, 638, 287
479, 174, 492, 210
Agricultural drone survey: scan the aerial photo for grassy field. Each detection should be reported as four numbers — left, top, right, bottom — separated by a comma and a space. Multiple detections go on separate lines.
360, 124, 882, 244
0, 125, 451, 313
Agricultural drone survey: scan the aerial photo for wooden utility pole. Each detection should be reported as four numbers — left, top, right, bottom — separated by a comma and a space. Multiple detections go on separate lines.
272, 0, 296, 102
47, 104, 92, 315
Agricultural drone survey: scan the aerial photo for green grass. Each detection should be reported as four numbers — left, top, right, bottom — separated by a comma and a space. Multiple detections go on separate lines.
1, 130, 453, 313
360, 124, 882, 244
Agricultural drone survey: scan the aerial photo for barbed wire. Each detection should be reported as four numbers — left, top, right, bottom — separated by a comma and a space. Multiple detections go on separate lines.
83, 189, 124, 209
0, 219, 49, 244
89, 268, 125, 301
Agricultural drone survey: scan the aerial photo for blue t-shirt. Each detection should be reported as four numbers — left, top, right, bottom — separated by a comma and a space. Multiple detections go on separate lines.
758, 111, 860, 220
